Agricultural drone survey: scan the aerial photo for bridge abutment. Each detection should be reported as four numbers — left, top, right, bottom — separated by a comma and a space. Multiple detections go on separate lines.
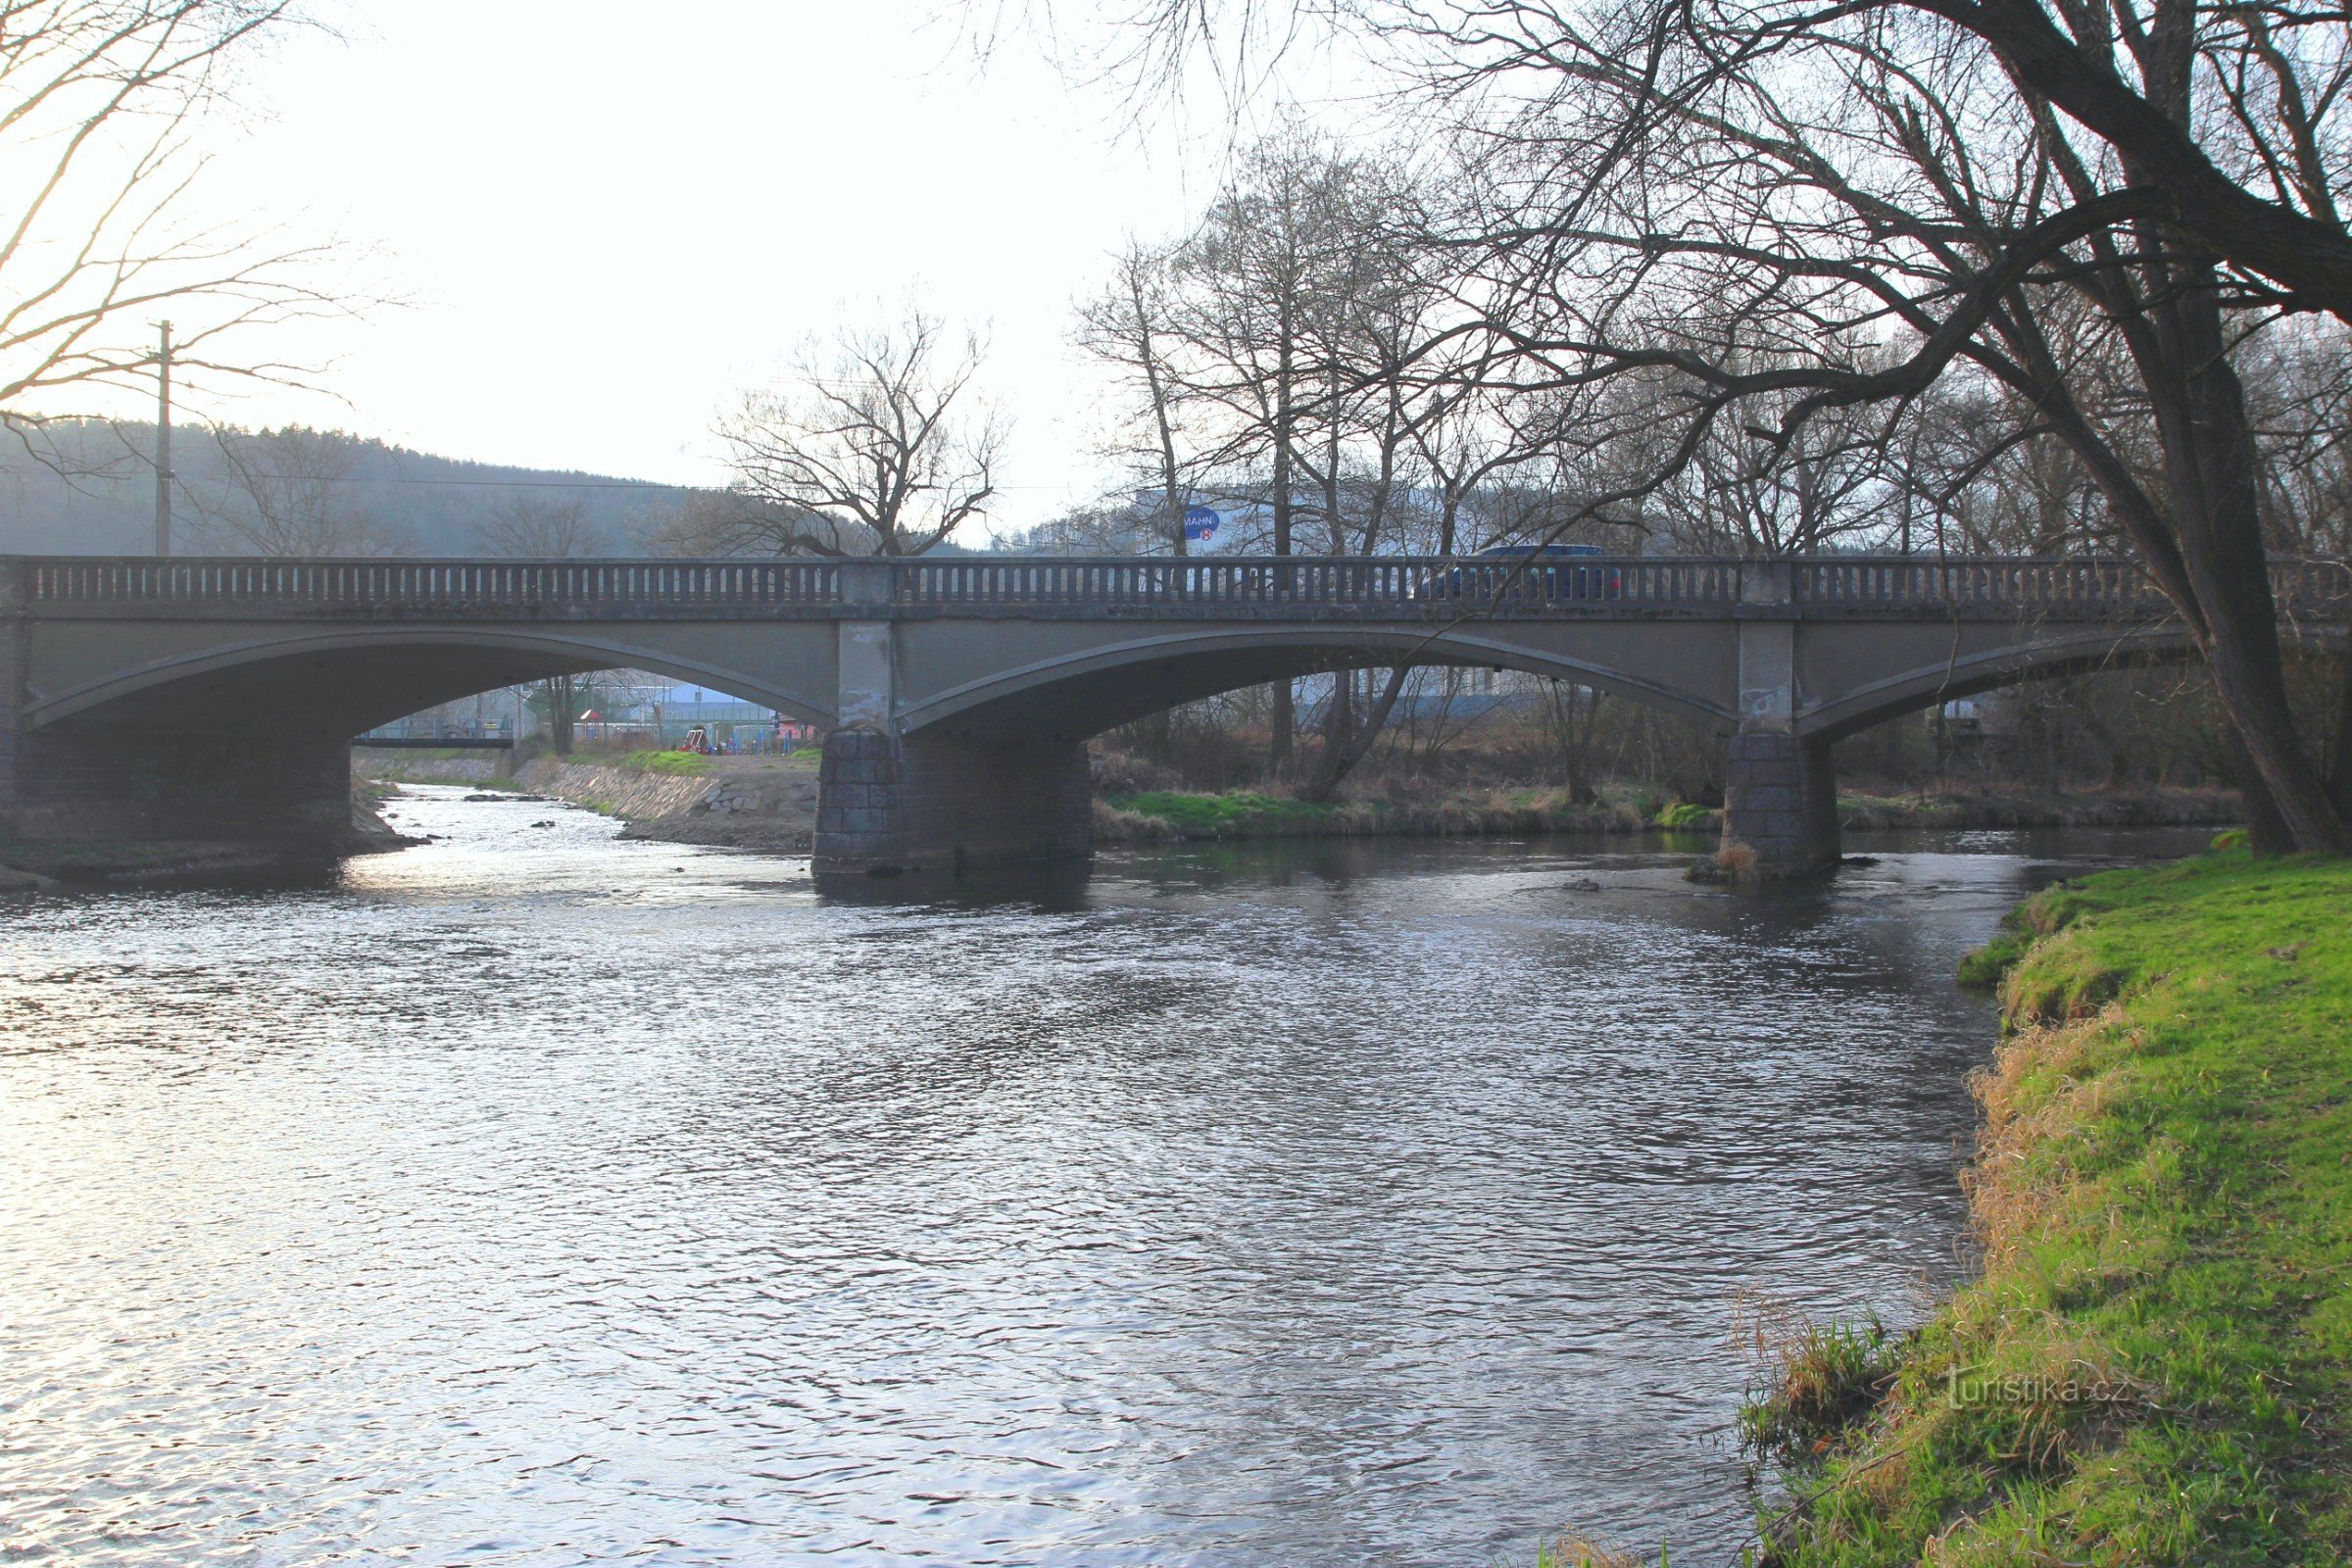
0, 728, 355, 850
4, 570, 359, 854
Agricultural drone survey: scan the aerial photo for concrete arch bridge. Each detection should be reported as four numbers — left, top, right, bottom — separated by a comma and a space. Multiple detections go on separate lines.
4, 554, 2344, 879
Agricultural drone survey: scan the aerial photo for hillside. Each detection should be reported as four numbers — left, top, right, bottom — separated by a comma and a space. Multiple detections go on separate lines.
0, 418, 693, 557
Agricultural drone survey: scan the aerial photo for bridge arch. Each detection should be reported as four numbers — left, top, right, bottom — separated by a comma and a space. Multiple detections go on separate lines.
25, 625, 840, 736
1794, 621, 2347, 740
895, 623, 1739, 739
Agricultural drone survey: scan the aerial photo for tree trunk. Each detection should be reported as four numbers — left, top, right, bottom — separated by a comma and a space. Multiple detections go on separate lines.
1269, 321, 1296, 774
2219, 722, 2294, 855
548, 674, 575, 757
1302, 664, 1411, 803
1322, 667, 1355, 773
2150, 280, 2350, 853
2328, 654, 2352, 819
1563, 685, 1604, 805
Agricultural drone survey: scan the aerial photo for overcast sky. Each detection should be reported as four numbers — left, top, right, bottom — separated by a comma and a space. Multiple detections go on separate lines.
158, 1, 1288, 531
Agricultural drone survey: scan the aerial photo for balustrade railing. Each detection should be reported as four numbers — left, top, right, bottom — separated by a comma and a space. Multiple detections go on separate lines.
1793, 557, 2166, 611
23, 558, 840, 609
890, 555, 1741, 608
15, 553, 2349, 618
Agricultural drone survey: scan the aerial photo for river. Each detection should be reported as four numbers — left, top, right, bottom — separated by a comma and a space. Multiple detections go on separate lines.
0, 788, 2213, 1566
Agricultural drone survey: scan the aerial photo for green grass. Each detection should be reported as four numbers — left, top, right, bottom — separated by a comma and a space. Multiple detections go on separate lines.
1654, 800, 1714, 829
606, 749, 716, 776
1954, 928, 2032, 991
1751, 851, 2352, 1565
1740, 1316, 1902, 1473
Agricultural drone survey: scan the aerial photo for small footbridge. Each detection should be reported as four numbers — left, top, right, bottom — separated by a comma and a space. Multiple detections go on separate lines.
3, 553, 2343, 877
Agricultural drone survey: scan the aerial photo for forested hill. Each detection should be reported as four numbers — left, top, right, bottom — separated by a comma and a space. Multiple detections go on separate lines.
0, 418, 693, 557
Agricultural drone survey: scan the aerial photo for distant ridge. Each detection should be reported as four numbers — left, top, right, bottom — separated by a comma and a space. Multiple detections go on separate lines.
0, 418, 692, 557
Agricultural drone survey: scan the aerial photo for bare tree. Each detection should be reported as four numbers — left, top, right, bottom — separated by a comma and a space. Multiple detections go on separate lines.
1013, 0, 2352, 854
471, 495, 603, 754
1015, 0, 2352, 324
472, 495, 607, 557
197, 425, 406, 556
712, 311, 1004, 557
1397, 0, 2350, 849
0, 2, 347, 444
1080, 240, 1196, 555
1153, 125, 1419, 767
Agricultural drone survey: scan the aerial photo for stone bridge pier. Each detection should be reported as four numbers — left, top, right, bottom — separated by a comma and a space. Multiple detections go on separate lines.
1723, 563, 1842, 878
811, 607, 1094, 882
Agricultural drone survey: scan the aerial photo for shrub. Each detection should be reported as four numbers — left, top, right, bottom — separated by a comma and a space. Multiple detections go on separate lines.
1654, 800, 1713, 829
1738, 1310, 1901, 1473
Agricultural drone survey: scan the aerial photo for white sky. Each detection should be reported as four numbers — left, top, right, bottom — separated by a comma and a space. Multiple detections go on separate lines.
161, 1, 1283, 532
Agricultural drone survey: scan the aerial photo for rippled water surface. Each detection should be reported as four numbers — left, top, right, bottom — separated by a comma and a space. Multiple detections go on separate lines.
0, 791, 2209, 1565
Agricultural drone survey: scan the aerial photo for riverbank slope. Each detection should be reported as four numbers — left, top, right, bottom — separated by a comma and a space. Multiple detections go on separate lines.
1751, 852, 2352, 1564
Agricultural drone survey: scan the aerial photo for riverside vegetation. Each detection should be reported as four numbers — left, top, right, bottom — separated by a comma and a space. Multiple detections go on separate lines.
1735, 851, 2352, 1565
355, 739, 2242, 853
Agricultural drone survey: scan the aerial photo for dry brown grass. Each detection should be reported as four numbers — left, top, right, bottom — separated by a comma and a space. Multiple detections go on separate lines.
1532, 1532, 1645, 1568
1091, 799, 1179, 841
1962, 1010, 2130, 1270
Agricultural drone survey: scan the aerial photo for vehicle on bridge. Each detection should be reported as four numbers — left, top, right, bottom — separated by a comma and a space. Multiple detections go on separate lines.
1417, 544, 1624, 603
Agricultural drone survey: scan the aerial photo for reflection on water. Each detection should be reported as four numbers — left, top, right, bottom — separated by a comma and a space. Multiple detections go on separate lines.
0, 790, 2207, 1566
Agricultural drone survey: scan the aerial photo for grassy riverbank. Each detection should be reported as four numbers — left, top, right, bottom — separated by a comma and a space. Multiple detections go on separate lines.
1096, 783, 2239, 842
1745, 851, 2352, 1564
1097, 786, 1661, 840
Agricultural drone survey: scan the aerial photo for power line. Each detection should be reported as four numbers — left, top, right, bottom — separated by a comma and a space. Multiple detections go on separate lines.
155, 472, 1091, 492
173, 473, 697, 490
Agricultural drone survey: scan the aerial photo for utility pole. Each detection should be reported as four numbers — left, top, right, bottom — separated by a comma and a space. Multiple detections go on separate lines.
153, 320, 172, 557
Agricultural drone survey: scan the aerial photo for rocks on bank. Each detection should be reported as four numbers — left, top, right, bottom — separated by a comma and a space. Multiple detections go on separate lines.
514, 756, 819, 853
